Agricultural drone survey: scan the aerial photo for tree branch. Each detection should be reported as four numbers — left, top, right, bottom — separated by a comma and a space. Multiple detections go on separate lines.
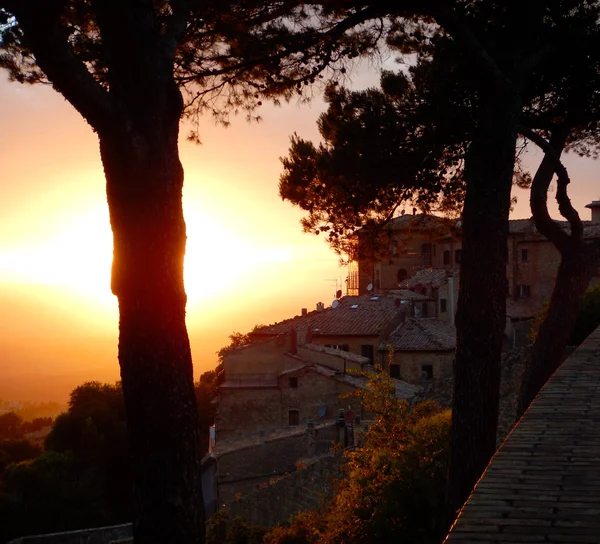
4, 0, 114, 132
430, 4, 516, 95
519, 125, 583, 248
162, 0, 189, 62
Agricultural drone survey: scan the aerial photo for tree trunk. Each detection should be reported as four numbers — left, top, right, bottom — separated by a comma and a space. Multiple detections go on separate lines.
519, 246, 594, 414
98, 111, 204, 543
444, 88, 520, 528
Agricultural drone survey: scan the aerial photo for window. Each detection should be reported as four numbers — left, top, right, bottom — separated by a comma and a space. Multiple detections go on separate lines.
518, 285, 531, 298
443, 250, 451, 265
521, 248, 529, 262
421, 242, 432, 255
421, 364, 434, 381
288, 410, 299, 426
455, 249, 462, 264
361, 344, 374, 363
390, 364, 401, 378
440, 298, 447, 313
397, 269, 408, 283
289, 377, 298, 388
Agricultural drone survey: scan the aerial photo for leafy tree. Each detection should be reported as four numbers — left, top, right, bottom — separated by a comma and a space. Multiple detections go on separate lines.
260, 369, 450, 544
0, 439, 41, 473
0, 451, 108, 542
569, 284, 600, 346
280, 2, 600, 525
0, 412, 24, 441
0, 3, 384, 540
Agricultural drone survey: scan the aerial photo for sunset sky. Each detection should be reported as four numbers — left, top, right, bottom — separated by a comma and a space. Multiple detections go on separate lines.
1, 65, 598, 403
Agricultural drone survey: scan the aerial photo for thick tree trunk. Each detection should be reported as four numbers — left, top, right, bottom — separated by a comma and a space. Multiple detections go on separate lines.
98, 112, 204, 543
519, 247, 594, 414
444, 89, 520, 528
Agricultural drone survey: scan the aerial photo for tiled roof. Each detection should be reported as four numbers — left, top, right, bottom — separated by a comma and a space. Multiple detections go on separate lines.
253, 295, 406, 337
383, 317, 456, 351
298, 343, 369, 364
509, 217, 600, 240
399, 268, 457, 289
387, 213, 450, 230
280, 363, 420, 400
387, 289, 429, 301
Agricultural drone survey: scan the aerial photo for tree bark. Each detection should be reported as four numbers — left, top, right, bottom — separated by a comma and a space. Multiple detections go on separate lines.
519, 246, 594, 414
444, 87, 520, 528
98, 95, 204, 542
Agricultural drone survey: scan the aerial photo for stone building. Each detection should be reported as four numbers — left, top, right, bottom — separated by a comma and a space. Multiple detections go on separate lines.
209, 328, 420, 510
353, 206, 600, 320
216, 331, 419, 442
381, 317, 456, 386
251, 293, 413, 365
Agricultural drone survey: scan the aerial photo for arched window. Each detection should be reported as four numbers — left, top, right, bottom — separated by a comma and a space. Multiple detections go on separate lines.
397, 269, 408, 283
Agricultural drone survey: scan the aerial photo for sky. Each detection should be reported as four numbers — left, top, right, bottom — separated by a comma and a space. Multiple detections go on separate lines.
1, 64, 599, 403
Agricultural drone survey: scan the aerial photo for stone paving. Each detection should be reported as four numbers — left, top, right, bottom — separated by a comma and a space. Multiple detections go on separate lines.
445, 327, 600, 543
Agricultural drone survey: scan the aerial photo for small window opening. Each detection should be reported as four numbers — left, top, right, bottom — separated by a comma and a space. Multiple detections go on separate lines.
288, 410, 299, 426
289, 377, 298, 388
421, 364, 434, 381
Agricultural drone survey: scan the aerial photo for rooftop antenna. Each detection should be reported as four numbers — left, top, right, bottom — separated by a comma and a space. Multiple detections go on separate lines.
332, 299, 340, 309
367, 283, 373, 292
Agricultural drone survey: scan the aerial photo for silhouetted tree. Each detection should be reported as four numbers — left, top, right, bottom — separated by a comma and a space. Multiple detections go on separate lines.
0, 3, 385, 541
0, 412, 24, 441
280, 2, 600, 525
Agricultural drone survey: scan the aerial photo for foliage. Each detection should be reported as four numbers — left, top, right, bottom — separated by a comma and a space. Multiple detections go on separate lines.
0, 451, 108, 542
263, 511, 325, 544
279, 62, 468, 261
0, 439, 41, 474
569, 283, 600, 346
206, 511, 268, 544
0, 411, 24, 441
263, 370, 451, 544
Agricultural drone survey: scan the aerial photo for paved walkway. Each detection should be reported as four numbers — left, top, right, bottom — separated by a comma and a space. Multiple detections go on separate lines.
445, 327, 600, 543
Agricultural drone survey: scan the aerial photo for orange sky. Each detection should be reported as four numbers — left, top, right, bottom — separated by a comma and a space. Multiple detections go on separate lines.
1, 67, 598, 402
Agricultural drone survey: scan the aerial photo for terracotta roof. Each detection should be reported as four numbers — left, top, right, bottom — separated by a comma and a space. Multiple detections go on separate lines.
253, 295, 406, 337
399, 268, 457, 289
383, 318, 456, 351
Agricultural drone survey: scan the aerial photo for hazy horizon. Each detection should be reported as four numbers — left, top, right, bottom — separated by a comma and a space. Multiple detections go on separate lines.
2, 62, 599, 405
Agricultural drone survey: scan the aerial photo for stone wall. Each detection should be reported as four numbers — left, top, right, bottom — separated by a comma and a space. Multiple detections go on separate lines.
7, 524, 132, 544
224, 452, 345, 527
217, 423, 341, 504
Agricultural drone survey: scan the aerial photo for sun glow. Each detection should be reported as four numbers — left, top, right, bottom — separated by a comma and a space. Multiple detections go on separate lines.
0, 200, 295, 311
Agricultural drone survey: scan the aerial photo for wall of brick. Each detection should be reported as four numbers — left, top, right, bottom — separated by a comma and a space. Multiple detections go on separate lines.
224, 452, 346, 527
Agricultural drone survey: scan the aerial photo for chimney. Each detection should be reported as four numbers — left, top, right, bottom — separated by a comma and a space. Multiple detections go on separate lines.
586, 200, 600, 223
316, 302, 325, 312
301, 308, 308, 316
